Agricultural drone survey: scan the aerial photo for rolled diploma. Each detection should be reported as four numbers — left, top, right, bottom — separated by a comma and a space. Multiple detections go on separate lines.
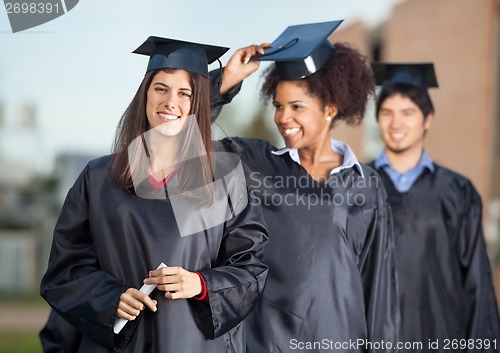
113, 262, 167, 334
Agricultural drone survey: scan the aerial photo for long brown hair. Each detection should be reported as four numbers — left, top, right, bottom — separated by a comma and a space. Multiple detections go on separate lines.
112, 69, 213, 193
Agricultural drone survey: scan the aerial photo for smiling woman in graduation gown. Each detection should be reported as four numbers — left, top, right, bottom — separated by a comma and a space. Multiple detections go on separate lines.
216, 137, 397, 352
214, 21, 399, 353
38, 64, 247, 353
40, 36, 268, 353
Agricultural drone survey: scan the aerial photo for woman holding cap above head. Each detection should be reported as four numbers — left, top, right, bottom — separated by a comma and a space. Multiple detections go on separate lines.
214, 20, 400, 352
39, 35, 269, 353
369, 62, 500, 352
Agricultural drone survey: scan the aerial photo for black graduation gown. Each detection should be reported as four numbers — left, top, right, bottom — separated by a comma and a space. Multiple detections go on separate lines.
40, 154, 268, 353
38, 69, 246, 353
217, 137, 399, 353
39, 310, 82, 353
370, 162, 500, 352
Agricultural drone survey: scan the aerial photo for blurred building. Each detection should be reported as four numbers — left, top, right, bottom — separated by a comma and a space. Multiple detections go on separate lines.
36, 152, 97, 276
0, 156, 39, 292
52, 152, 97, 206
0, 101, 45, 293
0, 95, 96, 293
331, 0, 500, 298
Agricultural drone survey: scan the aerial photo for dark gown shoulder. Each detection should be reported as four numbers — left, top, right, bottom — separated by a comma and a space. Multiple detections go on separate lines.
215, 136, 278, 155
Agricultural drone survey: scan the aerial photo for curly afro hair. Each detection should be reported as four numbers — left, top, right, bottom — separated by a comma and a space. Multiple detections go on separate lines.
260, 42, 375, 126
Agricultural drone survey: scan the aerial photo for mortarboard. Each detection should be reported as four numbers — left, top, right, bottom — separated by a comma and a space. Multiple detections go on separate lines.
255, 20, 343, 80
371, 62, 438, 89
133, 36, 229, 77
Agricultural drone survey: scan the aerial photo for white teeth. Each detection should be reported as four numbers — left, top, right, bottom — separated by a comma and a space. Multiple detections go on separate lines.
159, 113, 179, 121
284, 127, 300, 135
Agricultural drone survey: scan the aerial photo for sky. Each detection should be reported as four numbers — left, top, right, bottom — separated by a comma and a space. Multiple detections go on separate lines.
0, 0, 405, 174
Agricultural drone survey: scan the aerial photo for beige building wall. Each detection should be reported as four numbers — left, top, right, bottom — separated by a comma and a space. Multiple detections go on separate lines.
329, 20, 371, 156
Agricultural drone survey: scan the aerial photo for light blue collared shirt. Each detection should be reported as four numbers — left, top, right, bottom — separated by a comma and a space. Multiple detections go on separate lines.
374, 149, 435, 192
271, 139, 364, 177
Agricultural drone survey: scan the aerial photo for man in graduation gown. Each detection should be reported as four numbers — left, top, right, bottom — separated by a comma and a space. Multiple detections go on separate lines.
369, 62, 500, 352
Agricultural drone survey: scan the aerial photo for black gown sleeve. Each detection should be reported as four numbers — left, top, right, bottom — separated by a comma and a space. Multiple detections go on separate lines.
40, 166, 126, 349
209, 67, 242, 123
195, 179, 269, 339
456, 181, 500, 350
39, 310, 83, 353
357, 173, 400, 351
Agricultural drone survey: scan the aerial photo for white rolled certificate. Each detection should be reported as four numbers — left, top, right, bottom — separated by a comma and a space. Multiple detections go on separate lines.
113, 262, 167, 334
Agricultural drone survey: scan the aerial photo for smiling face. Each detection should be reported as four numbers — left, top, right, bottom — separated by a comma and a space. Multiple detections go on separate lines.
377, 93, 432, 155
273, 81, 334, 150
146, 69, 192, 136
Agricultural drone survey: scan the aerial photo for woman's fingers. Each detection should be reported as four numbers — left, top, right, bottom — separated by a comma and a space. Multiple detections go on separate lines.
145, 266, 202, 299
242, 42, 271, 63
219, 42, 272, 95
117, 288, 157, 320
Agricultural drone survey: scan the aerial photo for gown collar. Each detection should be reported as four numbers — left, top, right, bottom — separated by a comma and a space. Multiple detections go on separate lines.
374, 148, 435, 172
272, 138, 364, 177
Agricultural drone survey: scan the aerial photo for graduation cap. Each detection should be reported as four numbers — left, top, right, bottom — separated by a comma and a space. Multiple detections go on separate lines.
371, 62, 438, 89
255, 20, 343, 80
133, 36, 229, 77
